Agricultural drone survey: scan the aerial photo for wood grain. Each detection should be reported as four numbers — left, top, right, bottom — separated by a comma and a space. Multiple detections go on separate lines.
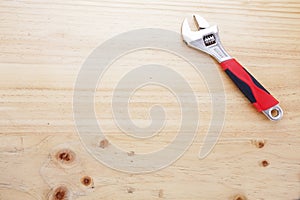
0, 0, 300, 199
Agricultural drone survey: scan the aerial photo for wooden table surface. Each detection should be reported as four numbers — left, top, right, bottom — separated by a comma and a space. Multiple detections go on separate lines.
1, 0, 300, 199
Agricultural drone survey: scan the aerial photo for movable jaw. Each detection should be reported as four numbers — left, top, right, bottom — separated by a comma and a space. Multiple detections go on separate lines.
181, 14, 232, 63
181, 14, 212, 44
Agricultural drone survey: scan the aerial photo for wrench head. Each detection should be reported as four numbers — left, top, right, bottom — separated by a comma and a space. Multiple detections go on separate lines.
181, 14, 217, 44
181, 15, 232, 63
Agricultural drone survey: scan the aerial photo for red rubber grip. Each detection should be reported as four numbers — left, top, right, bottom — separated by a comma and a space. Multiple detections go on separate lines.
220, 58, 279, 112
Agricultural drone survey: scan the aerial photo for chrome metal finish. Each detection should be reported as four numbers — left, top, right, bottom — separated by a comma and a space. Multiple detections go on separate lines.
181, 14, 232, 63
262, 105, 283, 121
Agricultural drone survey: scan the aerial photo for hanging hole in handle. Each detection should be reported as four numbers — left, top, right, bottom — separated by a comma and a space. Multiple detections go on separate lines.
271, 108, 279, 118
263, 105, 283, 121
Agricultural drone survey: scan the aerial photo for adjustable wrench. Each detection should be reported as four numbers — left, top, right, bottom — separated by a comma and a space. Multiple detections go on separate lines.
181, 15, 283, 121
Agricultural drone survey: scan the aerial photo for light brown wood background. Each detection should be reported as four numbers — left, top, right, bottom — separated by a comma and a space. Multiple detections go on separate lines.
0, 0, 300, 199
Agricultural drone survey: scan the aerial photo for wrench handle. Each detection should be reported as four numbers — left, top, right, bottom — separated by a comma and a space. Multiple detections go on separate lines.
220, 58, 279, 112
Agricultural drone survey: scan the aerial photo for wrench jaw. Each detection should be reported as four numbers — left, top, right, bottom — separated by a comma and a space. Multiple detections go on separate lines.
181, 18, 205, 44
181, 15, 232, 63
193, 14, 210, 30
